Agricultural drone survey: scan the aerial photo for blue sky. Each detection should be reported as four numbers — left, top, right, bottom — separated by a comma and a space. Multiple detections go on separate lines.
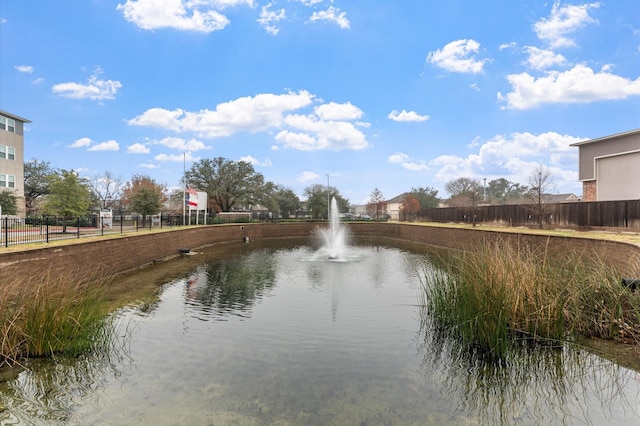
1, 0, 639, 204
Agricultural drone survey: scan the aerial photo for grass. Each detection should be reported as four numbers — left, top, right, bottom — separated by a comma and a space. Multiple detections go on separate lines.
421, 239, 640, 358
0, 266, 114, 368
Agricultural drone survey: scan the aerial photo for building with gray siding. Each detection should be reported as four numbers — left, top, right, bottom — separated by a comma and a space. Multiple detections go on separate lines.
571, 129, 640, 201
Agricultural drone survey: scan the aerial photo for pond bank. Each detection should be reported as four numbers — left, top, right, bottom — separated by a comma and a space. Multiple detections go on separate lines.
1, 222, 638, 279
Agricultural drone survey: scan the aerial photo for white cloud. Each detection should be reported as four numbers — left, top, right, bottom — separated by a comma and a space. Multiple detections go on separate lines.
52, 69, 122, 100
154, 153, 192, 161
314, 102, 362, 121
129, 90, 315, 137
308, 6, 350, 29
258, 2, 285, 35
524, 46, 567, 70
426, 39, 488, 74
388, 152, 428, 171
429, 132, 586, 190
129, 90, 371, 151
499, 64, 640, 109
116, 0, 235, 32
88, 140, 120, 151
277, 113, 368, 151
127, 143, 151, 153
297, 171, 319, 182
69, 137, 92, 148
388, 110, 429, 122
153, 136, 211, 151
139, 163, 159, 169
533, 1, 600, 49
15, 65, 34, 73
499, 42, 516, 50
239, 155, 272, 166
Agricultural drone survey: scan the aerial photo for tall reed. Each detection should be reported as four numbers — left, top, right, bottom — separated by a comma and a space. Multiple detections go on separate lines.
422, 239, 640, 357
0, 266, 113, 367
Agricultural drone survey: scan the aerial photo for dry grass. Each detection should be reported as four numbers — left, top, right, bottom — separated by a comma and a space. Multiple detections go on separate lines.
422, 239, 640, 357
0, 265, 113, 367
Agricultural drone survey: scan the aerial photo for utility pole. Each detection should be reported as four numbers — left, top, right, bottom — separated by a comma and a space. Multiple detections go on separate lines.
326, 174, 330, 219
483, 177, 486, 202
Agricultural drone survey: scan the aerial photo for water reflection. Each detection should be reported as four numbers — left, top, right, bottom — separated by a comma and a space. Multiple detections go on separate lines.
0, 316, 132, 425
182, 248, 277, 321
1, 241, 639, 425
419, 313, 640, 425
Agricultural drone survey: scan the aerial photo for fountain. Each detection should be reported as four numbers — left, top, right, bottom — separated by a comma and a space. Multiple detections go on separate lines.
317, 197, 349, 260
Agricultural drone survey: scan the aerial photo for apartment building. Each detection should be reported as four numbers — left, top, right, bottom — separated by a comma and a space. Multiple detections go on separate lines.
0, 109, 30, 215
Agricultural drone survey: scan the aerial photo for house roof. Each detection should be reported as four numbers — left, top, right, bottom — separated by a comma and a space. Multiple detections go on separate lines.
0, 109, 31, 123
386, 193, 409, 204
569, 128, 640, 147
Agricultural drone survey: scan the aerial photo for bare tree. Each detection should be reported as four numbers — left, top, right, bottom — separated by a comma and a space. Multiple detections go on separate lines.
368, 187, 385, 220
89, 171, 125, 211
445, 177, 481, 199
526, 164, 555, 229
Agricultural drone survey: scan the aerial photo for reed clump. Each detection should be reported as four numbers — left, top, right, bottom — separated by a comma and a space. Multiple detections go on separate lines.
422, 239, 640, 357
0, 265, 113, 367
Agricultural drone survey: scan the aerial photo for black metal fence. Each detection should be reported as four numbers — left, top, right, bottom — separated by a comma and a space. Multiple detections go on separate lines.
0, 214, 191, 247
415, 199, 640, 229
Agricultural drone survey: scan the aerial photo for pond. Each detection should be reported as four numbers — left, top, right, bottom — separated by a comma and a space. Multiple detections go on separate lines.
1, 238, 639, 425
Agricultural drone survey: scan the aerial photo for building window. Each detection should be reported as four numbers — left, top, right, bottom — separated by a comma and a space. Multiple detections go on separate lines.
0, 145, 15, 160
0, 174, 15, 188
0, 116, 16, 133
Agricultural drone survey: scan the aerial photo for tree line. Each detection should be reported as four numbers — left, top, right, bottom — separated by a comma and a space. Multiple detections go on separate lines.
0, 156, 554, 227
0, 157, 350, 220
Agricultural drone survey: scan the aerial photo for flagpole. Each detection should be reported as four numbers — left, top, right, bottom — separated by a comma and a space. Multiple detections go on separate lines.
182, 152, 186, 226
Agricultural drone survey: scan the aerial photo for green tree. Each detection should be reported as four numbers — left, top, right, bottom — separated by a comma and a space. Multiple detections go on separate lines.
24, 159, 57, 215
485, 178, 528, 204
409, 186, 439, 210
303, 184, 349, 219
185, 157, 265, 212
271, 185, 300, 219
0, 190, 18, 215
122, 175, 167, 225
43, 170, 92, 231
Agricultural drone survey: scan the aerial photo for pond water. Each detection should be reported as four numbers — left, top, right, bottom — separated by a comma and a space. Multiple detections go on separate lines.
1, 239, 639, 425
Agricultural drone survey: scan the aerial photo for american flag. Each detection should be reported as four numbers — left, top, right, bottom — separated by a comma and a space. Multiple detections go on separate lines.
186, 185, 198, 207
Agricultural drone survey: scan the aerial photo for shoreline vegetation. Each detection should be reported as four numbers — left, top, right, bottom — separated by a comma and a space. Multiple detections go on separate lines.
421, 239, 640, 359
0, 267, 114, 369
1, 222, 639, 369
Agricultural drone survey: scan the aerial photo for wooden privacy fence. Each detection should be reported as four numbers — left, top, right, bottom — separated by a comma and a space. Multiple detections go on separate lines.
419, 199, 640, 229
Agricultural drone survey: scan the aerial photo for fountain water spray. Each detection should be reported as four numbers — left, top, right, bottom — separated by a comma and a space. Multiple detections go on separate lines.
319, 197, 348, 260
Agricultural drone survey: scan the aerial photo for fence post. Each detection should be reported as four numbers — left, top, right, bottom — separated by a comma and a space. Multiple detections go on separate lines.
77, 217, 80, 238
101, 216, 104, 236
3, 217, 7, 247
46, 217, 50, 243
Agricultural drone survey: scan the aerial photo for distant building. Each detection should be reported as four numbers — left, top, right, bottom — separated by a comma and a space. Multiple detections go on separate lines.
385, 193, 408, 221
0, 110, 30, 215
571, 129, 640, 201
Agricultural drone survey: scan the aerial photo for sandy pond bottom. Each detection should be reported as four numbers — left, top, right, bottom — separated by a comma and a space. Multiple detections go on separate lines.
1, 240, 639, 425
